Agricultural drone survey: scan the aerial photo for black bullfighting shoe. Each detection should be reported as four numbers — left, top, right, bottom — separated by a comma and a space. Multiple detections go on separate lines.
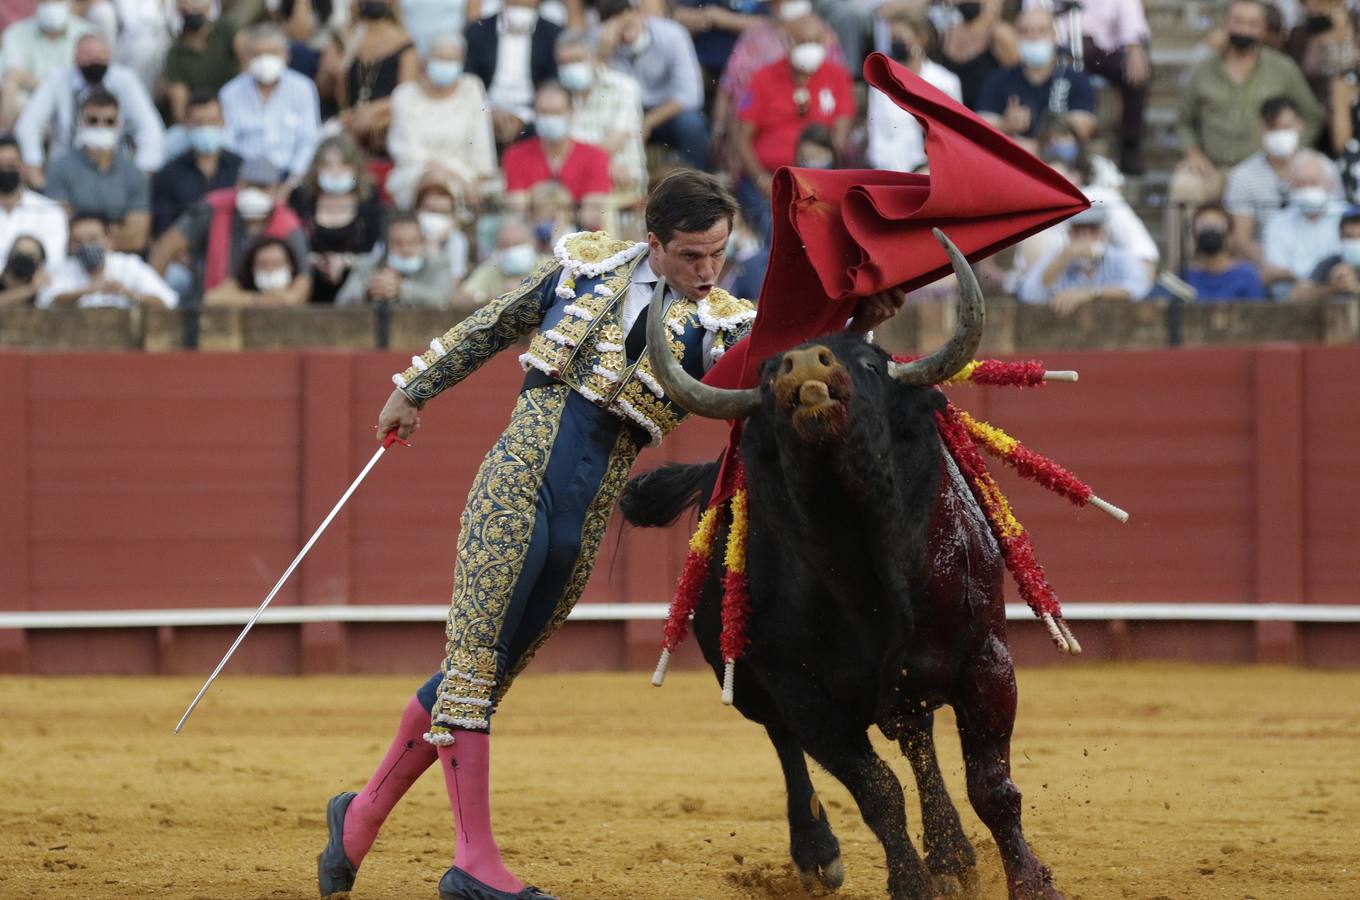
317, 791, 360, 897
438, 866, 559, 900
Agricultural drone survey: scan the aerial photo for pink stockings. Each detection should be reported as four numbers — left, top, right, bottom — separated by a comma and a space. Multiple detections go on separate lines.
341, 695, 523, 893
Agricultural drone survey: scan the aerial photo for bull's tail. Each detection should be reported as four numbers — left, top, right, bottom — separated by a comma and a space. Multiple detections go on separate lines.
619, 459, 722, 528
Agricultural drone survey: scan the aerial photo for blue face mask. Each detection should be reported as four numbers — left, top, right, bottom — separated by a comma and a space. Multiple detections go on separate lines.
188, 125, 224, 155
387, 252, 423, 274
426, 60, 463, 87
318, 171, 357, 194
1018, 39, 1055, 69
1047, 140, 1079, 164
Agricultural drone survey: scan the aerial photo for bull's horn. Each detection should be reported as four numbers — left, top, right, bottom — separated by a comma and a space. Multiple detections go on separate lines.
887, 228, 985, 386
645, 277, 761, 420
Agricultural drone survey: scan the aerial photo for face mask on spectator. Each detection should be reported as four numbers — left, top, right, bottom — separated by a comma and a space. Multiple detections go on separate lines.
427, 59, 464, 87
387, 252, 423, 274
790, 42, 827, 74
1292, 185, 1330, 214
359, 0, 387, 20
74, 242, 105, 274
1194, 228, 1226, 255
1046, 139, 1079, 164
499, 243, 536, 276
78, 126, 119, 151
236, 187, 275, 219
1227, 32, 1259, 51
533, 220, 555, 245
778, 0, 812, 21
181, 11, 208, 31
254, 267, 291, 291
318, 171, 357, 194
1343, 239, 1360, 268
1305, 13, 1334, 34
1017, 39, 1054, 69
503, 5, 537, 32
797, 148, 834, 168
956, 1, 983, 22
7, 251, 38, 281
189, 125, 223, 155
1261, 128, 1299, 158
535, 115, 569, 142
0, 167, 21, 194
559, 62, 594, 93
37, 1, 70, 32
418, 211, 453, 242
79, 62, 108, 85
250, 53, 286, 85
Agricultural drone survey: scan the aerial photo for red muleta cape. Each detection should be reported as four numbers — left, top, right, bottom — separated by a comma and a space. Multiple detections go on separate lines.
702, 52, 1090, 502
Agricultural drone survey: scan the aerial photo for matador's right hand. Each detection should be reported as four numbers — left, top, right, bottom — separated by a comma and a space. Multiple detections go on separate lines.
376, 388, 421, 441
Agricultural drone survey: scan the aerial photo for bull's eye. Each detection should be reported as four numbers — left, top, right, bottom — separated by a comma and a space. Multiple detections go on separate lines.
781, 358, 793, 374
818, 351, 832, 366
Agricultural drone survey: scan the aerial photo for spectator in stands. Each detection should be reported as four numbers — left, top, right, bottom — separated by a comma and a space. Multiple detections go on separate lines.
1291, 207, 1360, 300
977, 6, 1095, 148
527, 179, 576, 252
1052, 0, 1152, 175
1225, 96, 1341, 272
937, 0, 1017, 111
0, 135, 68, 265
337, 211, 454, 307
0, 0, 97, 130
44, 90, 150, 253
1263, 149, 1344, 285
401, 0, 469, 54
868, 10, 963, 173
204, 235, 306, 306
1169, 0, 1323, 228
385, 31, 497, 210
414, 182, 469, 284
151, 157, 311, 303
502, 83, 611, 227
164, 0, 258, 124
318, 0, 418, 152
795, 122, 840, 169
1182, 203, 1266, 301
1036, 115, 1124, 192
1019, 205, 1151, 311
555, 30, 646, 196
15, 33, 164, 181
459, 216, 544, 305
289, 134, 386, 304
672, 0, 769, 88
274, 0, 331, 79
112, 0, 175, 91
0, 235, 49, 306
598, 0, 709, 170
735, 11, 853, 237
38, 212, 177, 308
1282, 0, 1355, 105
720, 211, 766, 300
220, 24, 322, 181
464, 0, 563, 146
152, 92, 242, 238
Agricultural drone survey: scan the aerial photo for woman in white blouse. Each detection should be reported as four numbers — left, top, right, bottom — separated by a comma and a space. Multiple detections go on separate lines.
384, 30, 498, 209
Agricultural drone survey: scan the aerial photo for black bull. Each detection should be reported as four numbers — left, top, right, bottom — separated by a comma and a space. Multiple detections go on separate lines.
619, 234, 1064, 900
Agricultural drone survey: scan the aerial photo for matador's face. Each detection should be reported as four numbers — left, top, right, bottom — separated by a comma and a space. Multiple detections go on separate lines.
647, 222, 730, 302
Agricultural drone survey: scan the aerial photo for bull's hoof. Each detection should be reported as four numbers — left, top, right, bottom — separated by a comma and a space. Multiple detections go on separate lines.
1010, 865, 1063, 900
797, 855, 844, 892
932, 867, 982, 898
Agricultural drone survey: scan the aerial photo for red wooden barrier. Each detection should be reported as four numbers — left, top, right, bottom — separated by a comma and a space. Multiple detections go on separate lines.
1, 344, 1357, 673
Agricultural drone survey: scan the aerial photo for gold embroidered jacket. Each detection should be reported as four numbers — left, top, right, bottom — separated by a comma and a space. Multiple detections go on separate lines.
392, 231, 756, 445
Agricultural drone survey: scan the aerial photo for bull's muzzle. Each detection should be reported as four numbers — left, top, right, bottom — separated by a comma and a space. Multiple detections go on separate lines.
776, 345, 850, 441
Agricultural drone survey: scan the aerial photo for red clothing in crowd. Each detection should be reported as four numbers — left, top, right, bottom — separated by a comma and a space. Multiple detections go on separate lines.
502, 138, 613, 201
738, 58, 854, 173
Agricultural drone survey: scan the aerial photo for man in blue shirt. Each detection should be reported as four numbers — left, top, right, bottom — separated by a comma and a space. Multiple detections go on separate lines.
1182, 203, 1266, 301
976, 6, 1095, 148
1292, 208, 1360, 301
1019, 204, 1151, 311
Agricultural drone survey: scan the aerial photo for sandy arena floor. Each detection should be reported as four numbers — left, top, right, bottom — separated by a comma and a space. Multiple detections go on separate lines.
1, 665, 1357, 900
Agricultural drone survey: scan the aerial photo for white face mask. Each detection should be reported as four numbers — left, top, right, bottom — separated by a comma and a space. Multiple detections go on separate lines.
36, 1, 70, 32
558, 61, 594, 93
1018, 38, 1054, 69
1292, 185, 1330, 215
777, 0, 812, 22
1342, 238, 1360, 268
418, 211, 453, 242
535, 114, 569, 142
249, 53, 286, 85
254, 267, 291, 291
1261, 127, 1300, 158
426, 59, 464, 87
387, 252, 423, 274
78, 126, 119, 151
1086, 238, 1107, 259
236, 186, 274, 219
790, 42, 826, 74
502, 4, 537, 32
499, 242, 536, 276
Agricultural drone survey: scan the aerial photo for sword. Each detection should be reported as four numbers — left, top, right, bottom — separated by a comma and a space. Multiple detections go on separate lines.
173, 429, 411, 734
